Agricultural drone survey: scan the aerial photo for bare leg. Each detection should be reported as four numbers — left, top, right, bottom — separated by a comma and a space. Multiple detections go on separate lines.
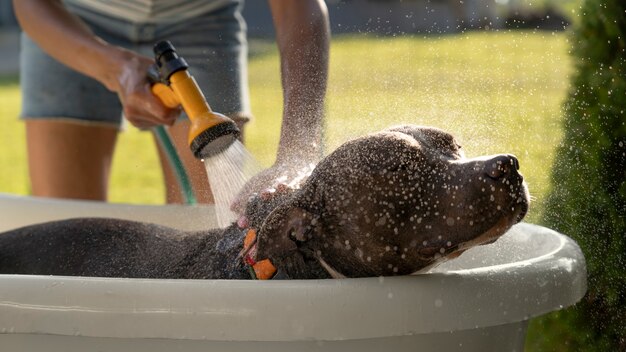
155, 118, 247, 204
26, 120, 117, 201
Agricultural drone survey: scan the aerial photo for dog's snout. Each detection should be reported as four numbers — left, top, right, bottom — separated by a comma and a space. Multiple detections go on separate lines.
485, 154, 519, 180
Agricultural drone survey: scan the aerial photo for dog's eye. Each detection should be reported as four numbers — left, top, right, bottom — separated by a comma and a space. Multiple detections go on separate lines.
288, 227, 311, 243
386, 163, 409, 173
446, 140, 462, 156
432, 134, 461, 153
397, 164, 409, 171
453, 143, 465, 158
438, 141, 463, 160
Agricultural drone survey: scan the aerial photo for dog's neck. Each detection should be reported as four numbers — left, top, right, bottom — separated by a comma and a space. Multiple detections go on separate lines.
241, 226, 341, 280
239, 227, 277, 280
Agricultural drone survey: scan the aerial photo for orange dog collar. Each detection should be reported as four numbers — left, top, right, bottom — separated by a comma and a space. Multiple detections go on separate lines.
242, 228, 277, 280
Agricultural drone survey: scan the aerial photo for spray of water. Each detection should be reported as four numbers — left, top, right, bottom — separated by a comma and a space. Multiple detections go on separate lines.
203, 141, 262, 227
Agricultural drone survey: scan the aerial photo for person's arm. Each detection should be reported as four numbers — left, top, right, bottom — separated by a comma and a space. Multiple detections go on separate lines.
12, 0, 178, 128
268, 0, 330, 164
231, 0, 329, 214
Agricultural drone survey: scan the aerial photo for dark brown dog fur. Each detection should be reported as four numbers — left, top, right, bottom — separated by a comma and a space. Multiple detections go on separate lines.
0, 125, 529, 279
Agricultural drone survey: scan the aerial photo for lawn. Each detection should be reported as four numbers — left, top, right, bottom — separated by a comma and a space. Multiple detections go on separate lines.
0, 31, 571, 224
248, 31, 571, 225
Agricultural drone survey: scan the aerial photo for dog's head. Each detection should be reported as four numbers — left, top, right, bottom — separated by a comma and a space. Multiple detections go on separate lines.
254, 125, 529, 278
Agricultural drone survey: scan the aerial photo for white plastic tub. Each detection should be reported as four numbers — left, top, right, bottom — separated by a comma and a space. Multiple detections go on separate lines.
0, 193, 587, 351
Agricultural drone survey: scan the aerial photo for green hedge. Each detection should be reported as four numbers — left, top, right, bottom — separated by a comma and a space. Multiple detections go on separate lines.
539, 0, 626, 349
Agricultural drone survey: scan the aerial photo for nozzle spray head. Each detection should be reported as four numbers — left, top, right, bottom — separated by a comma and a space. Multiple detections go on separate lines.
151, 40, 240, 159
190, 117, 240, 159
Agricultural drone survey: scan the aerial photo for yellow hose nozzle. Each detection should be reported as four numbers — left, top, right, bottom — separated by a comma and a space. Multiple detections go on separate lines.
149, 41, 240, 159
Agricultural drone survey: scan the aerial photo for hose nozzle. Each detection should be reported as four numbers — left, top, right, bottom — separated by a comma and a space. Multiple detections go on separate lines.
149, 40, 240, 159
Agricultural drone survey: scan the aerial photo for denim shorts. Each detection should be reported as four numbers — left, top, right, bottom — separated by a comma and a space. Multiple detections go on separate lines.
19, 1, 251, 128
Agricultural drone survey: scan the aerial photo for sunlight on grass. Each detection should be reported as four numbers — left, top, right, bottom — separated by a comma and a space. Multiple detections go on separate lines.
247, 31, 571, 223
0, 31, 571, 223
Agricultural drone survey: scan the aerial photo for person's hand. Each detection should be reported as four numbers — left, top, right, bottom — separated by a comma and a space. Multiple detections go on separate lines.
231, 160, 315, 216
115, 52, 181, 129
236, 182, 292, 229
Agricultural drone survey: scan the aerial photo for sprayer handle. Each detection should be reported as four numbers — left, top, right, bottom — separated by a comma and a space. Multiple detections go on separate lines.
151, 83, 180, 109
147, 64, 180, 109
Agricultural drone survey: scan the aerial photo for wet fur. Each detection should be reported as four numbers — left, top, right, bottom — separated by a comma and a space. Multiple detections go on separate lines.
0, 125, 529, 279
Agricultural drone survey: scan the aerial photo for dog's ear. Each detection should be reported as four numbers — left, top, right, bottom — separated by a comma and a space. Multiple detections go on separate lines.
257, 206, 317, 257
256, 205, 326, 279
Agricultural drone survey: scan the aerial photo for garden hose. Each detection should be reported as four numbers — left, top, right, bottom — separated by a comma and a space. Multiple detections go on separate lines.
152, 126, 197, 205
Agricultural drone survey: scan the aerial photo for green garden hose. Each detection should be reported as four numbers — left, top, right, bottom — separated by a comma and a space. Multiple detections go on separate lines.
153, 125, 197, 205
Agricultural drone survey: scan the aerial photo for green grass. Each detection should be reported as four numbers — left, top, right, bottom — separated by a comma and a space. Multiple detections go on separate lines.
0, 77, 28, 195
1, 31, 571, 221
248, 31, 571, 224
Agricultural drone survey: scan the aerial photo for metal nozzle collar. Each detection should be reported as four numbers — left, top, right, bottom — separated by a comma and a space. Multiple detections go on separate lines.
153, 40, 189, 82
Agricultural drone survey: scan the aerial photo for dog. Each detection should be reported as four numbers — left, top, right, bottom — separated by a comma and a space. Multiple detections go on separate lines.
0, 125, 529, 279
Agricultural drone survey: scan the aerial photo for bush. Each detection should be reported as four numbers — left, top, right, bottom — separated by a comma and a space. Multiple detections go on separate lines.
538, 0, 626, 349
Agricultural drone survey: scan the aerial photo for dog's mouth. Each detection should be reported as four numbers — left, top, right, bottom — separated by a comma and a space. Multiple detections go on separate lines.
516, 199, 529, 223
440, 179, 529, 262
513, 180, 530, 223
455, 186, 529, 252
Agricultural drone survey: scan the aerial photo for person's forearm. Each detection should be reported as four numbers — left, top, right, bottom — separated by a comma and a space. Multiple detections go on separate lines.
269, 0, 330, 164
13, 0, 131, 92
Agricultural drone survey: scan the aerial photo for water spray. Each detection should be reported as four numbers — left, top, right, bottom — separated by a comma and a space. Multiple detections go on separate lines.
148, 40, 259, 224
148, 40, 240, 159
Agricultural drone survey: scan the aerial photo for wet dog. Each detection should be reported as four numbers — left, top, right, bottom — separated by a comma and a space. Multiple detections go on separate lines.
0, 125, 529, 279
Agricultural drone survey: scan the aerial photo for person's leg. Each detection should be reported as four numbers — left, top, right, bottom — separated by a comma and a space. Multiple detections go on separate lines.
26, 120, 118, 201
19, 30, 124, 201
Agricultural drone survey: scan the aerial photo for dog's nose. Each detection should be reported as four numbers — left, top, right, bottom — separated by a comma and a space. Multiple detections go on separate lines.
484, 154, 519, 180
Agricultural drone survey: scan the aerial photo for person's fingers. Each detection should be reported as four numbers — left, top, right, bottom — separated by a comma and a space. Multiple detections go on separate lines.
123, 104, 161, 128
117, 54, 181, 128
259, 183, 289, 201
237, 216, 249, 229
230, 165, 294, 213
231, 187, 255, 214
259, 188, 275, 200
122, 88, 180, 128
275, 183, 289, 193
231, 180, 264, 213
142, 83, 180, 125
